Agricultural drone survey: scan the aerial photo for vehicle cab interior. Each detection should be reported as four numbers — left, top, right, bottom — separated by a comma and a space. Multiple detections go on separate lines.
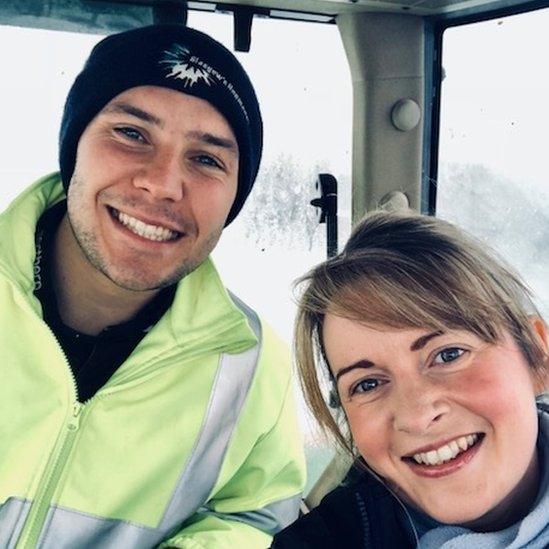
1, 0, 548, 511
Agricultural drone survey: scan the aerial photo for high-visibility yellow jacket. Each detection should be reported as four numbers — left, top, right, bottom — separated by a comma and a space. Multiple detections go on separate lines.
0, 174, 306, 549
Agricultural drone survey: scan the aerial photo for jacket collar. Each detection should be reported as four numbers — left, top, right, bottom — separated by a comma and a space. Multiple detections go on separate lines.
0, 173, 65, 299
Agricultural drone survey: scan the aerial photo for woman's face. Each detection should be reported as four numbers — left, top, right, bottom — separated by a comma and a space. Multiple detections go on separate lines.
323, 316, 545, 530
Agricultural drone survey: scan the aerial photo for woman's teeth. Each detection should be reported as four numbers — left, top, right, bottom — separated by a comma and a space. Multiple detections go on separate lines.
114, 209, 179, 242
412, 434, 479, 466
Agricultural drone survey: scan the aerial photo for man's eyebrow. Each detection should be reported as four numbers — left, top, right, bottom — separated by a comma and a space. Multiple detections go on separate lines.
186, 131, 238, 154
102, 102, 163, 127
335, 359, 375, 383
410, 331, 444, 351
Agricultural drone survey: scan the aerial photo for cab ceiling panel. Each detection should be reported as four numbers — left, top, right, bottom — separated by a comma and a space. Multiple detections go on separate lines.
0, 0, 544, 33
198, 0, 547, 18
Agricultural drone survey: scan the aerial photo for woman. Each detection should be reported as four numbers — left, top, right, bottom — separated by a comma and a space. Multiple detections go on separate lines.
273, 212, 548, 548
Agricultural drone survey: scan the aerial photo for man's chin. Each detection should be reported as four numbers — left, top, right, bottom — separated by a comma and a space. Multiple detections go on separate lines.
103, 266, 197, 292
88, 228, 223, 292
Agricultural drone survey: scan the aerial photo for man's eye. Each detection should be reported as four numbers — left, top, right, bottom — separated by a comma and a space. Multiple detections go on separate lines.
433, 347, 465, 365
115, 127, 146, 143
351, 378, 382, 395
194, 154, 223, 170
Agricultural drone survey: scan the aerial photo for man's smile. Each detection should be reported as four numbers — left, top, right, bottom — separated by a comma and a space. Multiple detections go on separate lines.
108, 206, 183, 242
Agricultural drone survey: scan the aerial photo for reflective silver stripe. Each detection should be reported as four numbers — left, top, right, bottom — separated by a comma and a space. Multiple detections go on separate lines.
0, 498, 30, 549
229, 291, 262, 339
195, 298, 301, 536
38, 506, 161, 549
203, 494, 302, 536
159, 342, 261, 531
159, 293, 263, 535
259, 495, 302, 533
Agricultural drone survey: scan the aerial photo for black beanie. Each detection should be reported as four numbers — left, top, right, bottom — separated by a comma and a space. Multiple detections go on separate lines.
59, 24, 262, 225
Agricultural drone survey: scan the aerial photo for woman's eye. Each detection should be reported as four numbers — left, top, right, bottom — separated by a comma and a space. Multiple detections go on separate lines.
115, 127, 146, 143
351, 378, 382, 395
433, 347, 465, 365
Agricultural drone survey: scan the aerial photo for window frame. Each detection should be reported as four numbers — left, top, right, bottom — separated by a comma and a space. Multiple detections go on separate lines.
423, 0, 549, 215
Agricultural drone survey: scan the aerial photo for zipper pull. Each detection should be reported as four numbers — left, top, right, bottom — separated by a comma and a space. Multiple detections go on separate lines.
68, 402, 83, 432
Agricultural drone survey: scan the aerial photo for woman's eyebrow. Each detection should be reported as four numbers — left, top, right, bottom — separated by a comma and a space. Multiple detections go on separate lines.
410, 331, 444, 351
335, 332, 445, 382
335, 359, 374, 382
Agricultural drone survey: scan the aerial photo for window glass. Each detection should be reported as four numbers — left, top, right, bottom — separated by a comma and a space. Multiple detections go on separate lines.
0, 26, 103, 207
0, 16, 353, 491
437, 9, 549, 321
189, 11, 352, 491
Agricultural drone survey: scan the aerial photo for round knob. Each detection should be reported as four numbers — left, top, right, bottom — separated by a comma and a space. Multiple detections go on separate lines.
391, 99, 421, 131
379, 191, 410, 212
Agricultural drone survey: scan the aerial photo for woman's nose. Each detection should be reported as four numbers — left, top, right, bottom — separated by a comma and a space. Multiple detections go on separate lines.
391, 379, 449, 434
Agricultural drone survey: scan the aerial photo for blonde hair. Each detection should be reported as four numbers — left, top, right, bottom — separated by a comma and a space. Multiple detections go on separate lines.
295, 211, 548, 453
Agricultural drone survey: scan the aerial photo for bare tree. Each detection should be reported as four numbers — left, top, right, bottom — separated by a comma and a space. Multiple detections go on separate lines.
242, 153, 325, 250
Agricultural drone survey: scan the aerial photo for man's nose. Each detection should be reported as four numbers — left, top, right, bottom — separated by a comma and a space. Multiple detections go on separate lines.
133, 151, 185, 202
391, 378, 449, 435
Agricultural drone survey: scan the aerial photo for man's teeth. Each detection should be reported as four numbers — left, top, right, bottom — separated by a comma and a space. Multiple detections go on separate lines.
115, 210, 178, 242
412, 434, 479, 466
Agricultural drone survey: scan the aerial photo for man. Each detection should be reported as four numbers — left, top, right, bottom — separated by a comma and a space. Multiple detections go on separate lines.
0, 25, 305, 548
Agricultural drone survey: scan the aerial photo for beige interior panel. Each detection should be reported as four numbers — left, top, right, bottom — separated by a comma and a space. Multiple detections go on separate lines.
338, 12, 424, 222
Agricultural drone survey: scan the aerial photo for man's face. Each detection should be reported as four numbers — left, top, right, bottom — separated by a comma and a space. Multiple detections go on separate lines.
67, 85, 239, 291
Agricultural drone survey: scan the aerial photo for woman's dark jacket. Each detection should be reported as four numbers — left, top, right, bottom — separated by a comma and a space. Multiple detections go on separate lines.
271, 466, 415, 549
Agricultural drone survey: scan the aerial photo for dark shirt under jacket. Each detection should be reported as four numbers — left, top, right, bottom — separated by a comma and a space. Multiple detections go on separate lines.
33, 200, 177, 402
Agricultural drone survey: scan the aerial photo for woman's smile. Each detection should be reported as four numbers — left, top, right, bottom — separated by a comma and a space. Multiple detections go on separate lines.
401, 432, 484, 478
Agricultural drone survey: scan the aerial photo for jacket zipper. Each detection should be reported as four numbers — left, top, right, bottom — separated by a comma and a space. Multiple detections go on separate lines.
10, 278, 163, 547
9, 281, 87, 549
17, 402, 84, 549
6, 259, 235, 545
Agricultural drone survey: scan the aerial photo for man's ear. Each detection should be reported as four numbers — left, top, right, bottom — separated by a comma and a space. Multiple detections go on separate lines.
530, 316, 549, 394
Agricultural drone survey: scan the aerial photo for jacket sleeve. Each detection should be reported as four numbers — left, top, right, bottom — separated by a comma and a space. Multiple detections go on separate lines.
159, 332, 307, 549
159, 514, 273, 549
